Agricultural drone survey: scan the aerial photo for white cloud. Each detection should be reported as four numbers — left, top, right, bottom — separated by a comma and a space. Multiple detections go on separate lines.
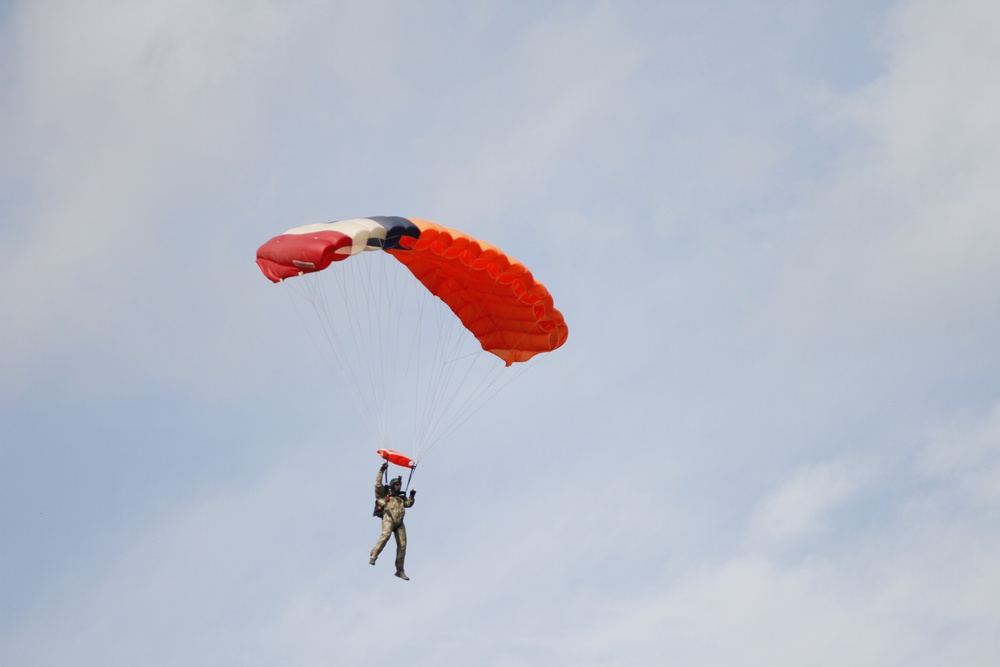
0, 0, 289, 381
920, 400, 1000, 504
748, 460, 867, 545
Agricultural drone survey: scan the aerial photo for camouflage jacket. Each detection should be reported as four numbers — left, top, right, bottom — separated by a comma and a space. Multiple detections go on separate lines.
375, 467, 414, 525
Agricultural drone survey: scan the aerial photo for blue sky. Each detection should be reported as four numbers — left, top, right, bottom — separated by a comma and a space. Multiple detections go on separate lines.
3, 1, 1000, 664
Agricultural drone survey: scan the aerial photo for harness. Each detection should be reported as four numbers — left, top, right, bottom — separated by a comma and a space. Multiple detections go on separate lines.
372, 458, 415, 519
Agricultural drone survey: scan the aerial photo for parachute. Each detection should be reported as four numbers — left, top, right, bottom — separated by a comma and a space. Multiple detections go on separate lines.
256, 216, 568, 463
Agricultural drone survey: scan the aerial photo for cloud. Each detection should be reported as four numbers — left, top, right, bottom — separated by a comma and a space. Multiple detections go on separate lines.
920, 400, 1000, 505
546, 3, 1000, 662
0, 0, 289, 385
0, 455, 365, 665
748, 460, 868, 545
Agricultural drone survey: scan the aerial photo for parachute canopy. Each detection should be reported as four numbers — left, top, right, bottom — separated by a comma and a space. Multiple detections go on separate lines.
256, 216, 568, 366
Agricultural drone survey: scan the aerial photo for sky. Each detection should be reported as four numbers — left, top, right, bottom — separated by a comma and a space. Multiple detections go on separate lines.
2, 0, 1000, 664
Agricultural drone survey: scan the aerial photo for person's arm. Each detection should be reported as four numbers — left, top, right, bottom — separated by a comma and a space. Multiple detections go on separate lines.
404, 489, 415, 508
375, 464, 387, 498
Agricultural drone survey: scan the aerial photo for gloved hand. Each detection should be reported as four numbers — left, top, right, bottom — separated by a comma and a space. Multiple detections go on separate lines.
380, 462, 388, 472
409, 489, 416, 499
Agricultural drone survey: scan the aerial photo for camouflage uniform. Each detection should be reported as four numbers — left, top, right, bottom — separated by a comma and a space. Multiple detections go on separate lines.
370, 466, 415, 575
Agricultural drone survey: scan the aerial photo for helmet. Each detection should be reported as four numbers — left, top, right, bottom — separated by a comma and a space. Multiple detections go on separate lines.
390, 476, 403, 488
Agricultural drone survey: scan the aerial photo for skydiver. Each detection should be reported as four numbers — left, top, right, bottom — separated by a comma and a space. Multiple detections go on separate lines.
370, 461, 416, 580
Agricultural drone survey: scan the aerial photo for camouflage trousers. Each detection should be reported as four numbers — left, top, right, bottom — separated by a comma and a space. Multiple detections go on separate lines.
370, 515, 407, 572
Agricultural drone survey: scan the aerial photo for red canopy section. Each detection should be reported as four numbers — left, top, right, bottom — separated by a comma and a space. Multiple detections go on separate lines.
256, 216, 568, 365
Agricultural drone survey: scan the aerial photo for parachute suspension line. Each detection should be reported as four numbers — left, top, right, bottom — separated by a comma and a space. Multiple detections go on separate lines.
367, 252, 410, 450
419, 330, 492, 448
281, 243, 555, 465
415, 286, 451, 448
407, 277, 426, 456
408, 275, 495, 461
394, 263, 487, 460
293, 260, 392, 450
378, 256, 403, 450
385, 259, 439, 459
404, 256, 544, 463
360, 253, 392, 449
365, 252, 413, 451
327, 267, 383, 445
328, 269, 387, 447
398, 275, 437, 458
420, 253, 558, 457
409, 274, 446, 459
285, 275, 385, 448
350, 252, 451, 458
380, 253, 427, 457
419, 354, 538, 462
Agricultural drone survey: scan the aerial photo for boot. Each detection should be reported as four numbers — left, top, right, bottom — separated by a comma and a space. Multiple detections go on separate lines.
369, 556, 377, 565
395, 571, 409, 581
